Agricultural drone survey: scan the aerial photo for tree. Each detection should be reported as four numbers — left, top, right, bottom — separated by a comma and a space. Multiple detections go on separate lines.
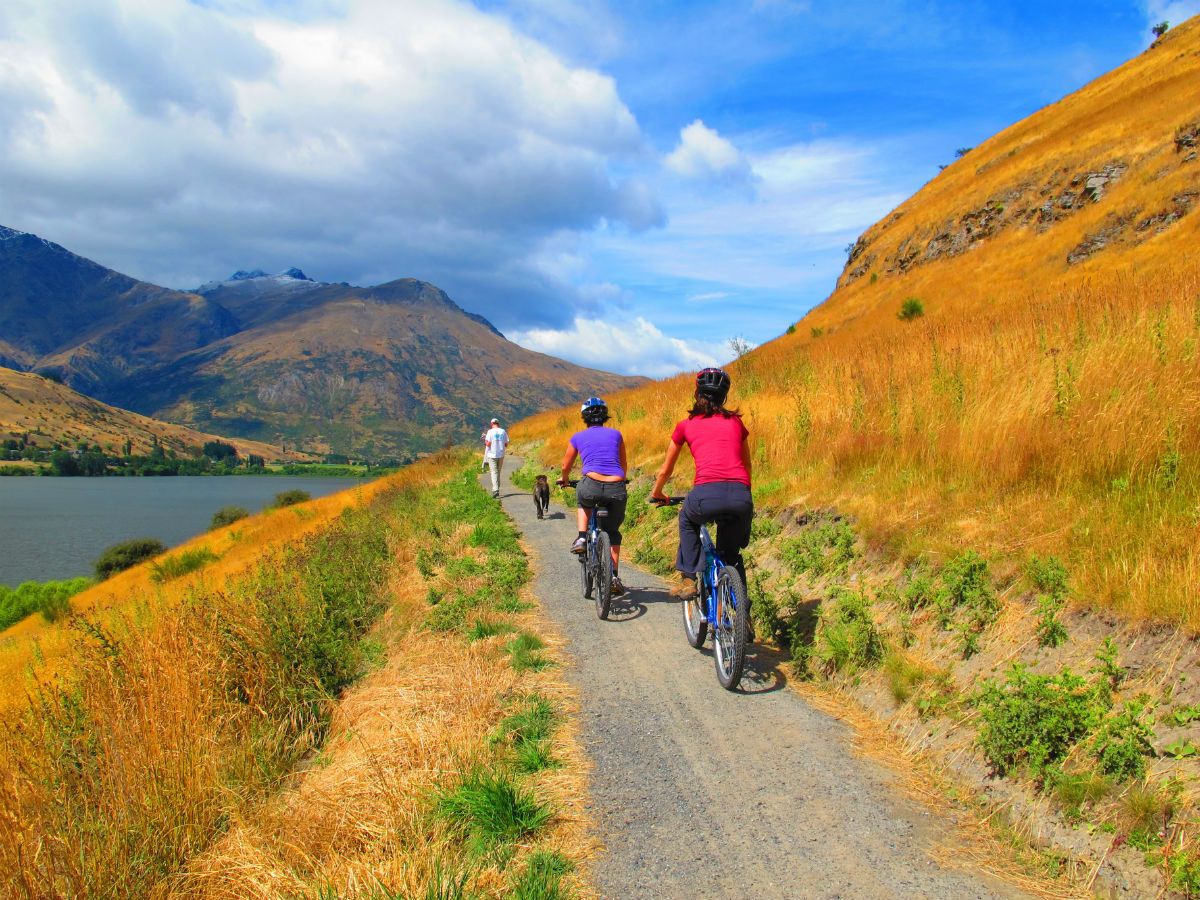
50, 451, 80, 476
202, 440, 238, 462
1152, 21, 1170, 39
955, 147, 973, 158
247, 454, 265, 469
728, 336, 752, 359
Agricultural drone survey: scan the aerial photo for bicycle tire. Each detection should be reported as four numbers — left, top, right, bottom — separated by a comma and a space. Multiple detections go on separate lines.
580, 546, 593, 599
594, 530, 612, 620
682, 575, 708, 648
712, 566, 748, 690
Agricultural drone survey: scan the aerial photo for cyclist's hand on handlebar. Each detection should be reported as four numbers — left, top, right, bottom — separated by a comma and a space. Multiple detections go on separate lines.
649, 491, 670, 506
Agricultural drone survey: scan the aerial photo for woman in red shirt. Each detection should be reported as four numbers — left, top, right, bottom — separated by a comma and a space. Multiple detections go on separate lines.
650, 367, 753, 595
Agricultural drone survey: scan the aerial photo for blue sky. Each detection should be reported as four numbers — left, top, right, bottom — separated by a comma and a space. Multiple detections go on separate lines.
0, 0, 1195, 375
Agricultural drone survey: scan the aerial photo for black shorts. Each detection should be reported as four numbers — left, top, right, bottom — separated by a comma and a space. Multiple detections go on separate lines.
576, 476, 628, 546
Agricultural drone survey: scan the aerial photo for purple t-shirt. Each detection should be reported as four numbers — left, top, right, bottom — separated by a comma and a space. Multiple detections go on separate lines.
570, 426, 624, 477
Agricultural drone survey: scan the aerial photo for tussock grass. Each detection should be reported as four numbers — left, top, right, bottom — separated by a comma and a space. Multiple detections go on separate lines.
148, 546, 218, 583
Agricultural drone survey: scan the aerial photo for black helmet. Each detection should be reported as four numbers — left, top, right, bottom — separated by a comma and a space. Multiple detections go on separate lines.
695, 367, 731, 403
580, 396, 609, 425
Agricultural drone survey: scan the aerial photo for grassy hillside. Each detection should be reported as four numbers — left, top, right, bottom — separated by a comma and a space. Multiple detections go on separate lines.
0, 455, 590, 897
517, 19, 1200, 630
0, 366, 306, 461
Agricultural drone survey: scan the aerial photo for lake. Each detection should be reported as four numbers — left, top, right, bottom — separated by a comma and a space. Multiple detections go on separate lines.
0, 476, 369, 586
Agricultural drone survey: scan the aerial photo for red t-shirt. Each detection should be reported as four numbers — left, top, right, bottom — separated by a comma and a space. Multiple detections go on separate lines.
671, 414, 750, 486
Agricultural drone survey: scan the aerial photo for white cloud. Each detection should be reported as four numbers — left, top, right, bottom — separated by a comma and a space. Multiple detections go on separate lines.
665, 119, 753, 183
508, 315, 728, 378
0, 0, 662, 329
1144, 0, 1200, 29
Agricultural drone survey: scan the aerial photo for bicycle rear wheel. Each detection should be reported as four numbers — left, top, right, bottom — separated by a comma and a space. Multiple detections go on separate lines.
712, 566, 748, 690
682, 574, 708, 648
594, 531, 612, 620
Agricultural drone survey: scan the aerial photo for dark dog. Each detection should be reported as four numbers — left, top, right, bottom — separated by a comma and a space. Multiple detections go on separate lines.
533, 475, 551, 519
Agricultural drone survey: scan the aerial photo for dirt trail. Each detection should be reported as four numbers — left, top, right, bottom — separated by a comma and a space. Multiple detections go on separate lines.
487, 460, 1029, 899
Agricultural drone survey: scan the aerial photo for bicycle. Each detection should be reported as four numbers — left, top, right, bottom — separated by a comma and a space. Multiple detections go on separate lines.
651, 496, 749, 690
564, 480, 615, 620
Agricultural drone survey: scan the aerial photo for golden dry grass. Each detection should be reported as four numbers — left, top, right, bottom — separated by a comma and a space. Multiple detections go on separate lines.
0, 455, 594, 898
514, 21, 1200, 629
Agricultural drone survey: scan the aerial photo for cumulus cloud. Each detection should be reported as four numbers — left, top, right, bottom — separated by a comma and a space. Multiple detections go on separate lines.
507, 315, 728, 378
1144, 0, 1200, 29
664, 119, 753, 183
0, 0, 663, 330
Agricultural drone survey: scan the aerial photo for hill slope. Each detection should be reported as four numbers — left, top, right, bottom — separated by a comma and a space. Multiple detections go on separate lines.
0, 367, 304, 461
0, 235, 646, 458
516, 18, 1200, 628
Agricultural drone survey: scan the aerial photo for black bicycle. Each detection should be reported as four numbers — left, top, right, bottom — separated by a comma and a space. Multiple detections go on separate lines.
651, 496, 749, 690
564, 480, 614, 620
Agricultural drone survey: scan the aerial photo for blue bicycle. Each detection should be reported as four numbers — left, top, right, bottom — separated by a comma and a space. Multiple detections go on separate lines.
652, 496, 749, 690
565, 480, 615, 620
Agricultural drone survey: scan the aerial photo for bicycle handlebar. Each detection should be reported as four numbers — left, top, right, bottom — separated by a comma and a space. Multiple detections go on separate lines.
649, 496, 686, 507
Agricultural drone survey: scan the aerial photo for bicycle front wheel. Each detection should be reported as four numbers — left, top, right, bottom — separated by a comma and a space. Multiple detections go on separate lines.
712, 566, 748, 690
580, 549, 593, 599
594, 530, 612, 620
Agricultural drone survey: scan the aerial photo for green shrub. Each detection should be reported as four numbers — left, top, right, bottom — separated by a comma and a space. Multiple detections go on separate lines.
1035, 595, 1069, 648
1090, 699, 1156, 780
975, 664, 1108, 777
780, 521, 858, 578
94, 538, 166, 580
149, 547, 218, 583
209, 506, 250, 530
436, 769, 552, 859
812, 588, 885, 676
271, 489, 311, 508
898, 297, 925, 321
0, 577, 92, 630
1170, 851, 1200, 896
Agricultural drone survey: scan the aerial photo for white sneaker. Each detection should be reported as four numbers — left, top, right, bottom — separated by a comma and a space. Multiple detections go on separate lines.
570, 537, 586, 554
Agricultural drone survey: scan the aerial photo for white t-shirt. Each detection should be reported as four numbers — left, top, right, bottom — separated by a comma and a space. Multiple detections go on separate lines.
485, 426, 508, 458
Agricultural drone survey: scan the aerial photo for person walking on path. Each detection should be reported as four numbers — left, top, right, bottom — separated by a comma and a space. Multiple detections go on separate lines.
558, 397, 628, 596
649, 367, 753, 597
484, 417, 508, 497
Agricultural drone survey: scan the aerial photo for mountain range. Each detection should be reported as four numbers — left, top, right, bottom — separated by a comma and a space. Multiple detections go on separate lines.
0, 228, 644, 459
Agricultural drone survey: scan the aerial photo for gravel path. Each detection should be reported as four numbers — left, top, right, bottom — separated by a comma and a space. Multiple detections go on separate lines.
486, 459, 1028, 900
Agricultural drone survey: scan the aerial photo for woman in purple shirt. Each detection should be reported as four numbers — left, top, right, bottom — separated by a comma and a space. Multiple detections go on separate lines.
559, 396, 628, 596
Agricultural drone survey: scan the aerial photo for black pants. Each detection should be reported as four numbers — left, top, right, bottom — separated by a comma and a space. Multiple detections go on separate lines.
577, 476, 628, 546
676, 481, 753, 582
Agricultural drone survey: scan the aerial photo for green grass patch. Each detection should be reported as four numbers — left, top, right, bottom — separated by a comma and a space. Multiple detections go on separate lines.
511, 850, 574, 900
493, 695, 559, 773
149, 547, 219, 583
436, 769, 552, 860
506, 632, 553, 672
467, 617, 518, 642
